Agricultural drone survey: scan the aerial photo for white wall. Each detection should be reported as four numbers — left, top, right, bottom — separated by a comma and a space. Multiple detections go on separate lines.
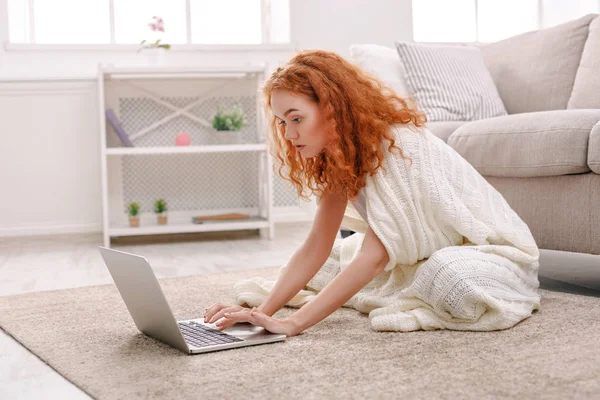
0, 0, 414, 238
291, 0, 413, 56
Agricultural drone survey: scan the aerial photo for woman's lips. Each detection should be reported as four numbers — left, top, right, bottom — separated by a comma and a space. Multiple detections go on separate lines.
296, 145, 306, 150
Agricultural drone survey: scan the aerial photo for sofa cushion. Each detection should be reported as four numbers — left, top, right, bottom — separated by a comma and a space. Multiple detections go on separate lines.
481, 14, 596, 114
395, 42, 507, 121
568, 15, 600, 109
425, 121, 469, 143
447, 110, 600, 178
589, 122, 600, 174
349, 44, 411, 97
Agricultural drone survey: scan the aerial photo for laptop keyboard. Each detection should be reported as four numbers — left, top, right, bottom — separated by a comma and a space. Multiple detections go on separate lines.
178, 321, 243, 348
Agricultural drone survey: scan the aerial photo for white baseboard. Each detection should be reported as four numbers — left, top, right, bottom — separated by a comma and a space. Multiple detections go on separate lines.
0, 222, 102, 238
0, 216, 313, 238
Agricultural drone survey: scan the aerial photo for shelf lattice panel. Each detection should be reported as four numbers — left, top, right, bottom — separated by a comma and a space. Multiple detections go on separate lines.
109, 77, 302, 215
118, 95, 259, 147
273, 174, 301, 207
120, 153, 300, 213
121, 153, 259, 213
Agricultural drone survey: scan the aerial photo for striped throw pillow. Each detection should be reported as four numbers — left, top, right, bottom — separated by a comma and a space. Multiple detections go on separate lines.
395, 42, 507, 121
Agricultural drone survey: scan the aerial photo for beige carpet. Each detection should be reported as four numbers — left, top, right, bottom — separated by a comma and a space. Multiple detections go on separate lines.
1, 266, 600, 400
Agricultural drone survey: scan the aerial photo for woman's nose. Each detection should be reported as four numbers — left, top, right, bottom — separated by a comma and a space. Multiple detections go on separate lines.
284, 127, 298, 140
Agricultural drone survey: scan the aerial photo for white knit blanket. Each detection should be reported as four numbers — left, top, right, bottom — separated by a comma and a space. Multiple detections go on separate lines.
234, 124, 541, 332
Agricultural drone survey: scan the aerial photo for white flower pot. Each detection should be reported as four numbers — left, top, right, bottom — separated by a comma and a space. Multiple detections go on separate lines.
216, 130, 242, 145
143, 48, 166, 66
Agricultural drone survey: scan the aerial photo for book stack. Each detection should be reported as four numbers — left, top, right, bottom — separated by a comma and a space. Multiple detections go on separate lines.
191, 213, 251, 224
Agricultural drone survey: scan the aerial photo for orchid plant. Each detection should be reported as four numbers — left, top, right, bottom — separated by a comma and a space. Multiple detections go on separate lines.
138, 16, 171, 52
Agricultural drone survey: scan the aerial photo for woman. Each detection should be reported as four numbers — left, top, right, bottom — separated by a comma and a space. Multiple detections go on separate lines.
203, 49, 541, 336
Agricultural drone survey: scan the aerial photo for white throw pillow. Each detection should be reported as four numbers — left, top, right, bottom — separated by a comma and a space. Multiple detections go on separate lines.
349, 44, 411, 97
395, 41, 507, 121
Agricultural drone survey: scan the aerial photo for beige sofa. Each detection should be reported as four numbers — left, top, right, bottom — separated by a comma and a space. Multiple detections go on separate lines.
427, 14, 600, 256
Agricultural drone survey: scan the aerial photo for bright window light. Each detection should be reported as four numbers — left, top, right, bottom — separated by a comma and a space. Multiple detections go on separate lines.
7, 0, 288, 45
8, 0, 29, 43
114, 0, 187, 44
477, 0, 539, 42
412, 0, 599, 43
190, 0, 262, 44
33, 0, 110, 44
542, 0, 599, 28
412, 0, 477, 42
270, 0, 290, 44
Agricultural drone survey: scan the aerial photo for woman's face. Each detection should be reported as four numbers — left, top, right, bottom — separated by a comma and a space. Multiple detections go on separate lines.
270, 89, 328, 158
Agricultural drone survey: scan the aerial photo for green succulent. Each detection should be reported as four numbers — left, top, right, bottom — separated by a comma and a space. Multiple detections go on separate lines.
154, 199, 167, 214
128, 202, 140, 217
212, 104, 247, 131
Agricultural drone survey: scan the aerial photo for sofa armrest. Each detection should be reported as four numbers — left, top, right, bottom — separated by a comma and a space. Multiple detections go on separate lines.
589, 121, 600, 174
447, 109, 600, 178
425, 121, 469, 143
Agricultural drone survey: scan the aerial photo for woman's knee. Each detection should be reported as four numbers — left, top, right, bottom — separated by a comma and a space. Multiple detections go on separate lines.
413, 247, 489, 320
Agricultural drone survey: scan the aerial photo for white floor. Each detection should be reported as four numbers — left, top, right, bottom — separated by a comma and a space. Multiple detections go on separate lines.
1, 223, 599, 399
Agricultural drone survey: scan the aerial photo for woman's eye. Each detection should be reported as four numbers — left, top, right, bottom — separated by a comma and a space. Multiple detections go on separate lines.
277, 118, 300, 126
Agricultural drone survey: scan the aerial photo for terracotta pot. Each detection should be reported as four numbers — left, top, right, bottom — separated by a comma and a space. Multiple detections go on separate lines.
157, 214, 168, 225
129, 216, 140, 227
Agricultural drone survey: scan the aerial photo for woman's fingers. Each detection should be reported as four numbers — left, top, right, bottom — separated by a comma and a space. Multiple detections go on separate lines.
207, 310, 225, 324
207, 306, 238, 324
216, 308, 252, 330
214, 308, 296, 336
203, 304, 217, 321
204, 305, 256, 330
204, 304, 247, 322
216, 308, 261, 330
217, 317, 238, 330
204, 303, 225, 322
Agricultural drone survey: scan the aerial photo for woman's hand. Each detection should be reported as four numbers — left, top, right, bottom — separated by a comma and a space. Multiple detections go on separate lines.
217, 307, 300, 337
203, 303, 248, 325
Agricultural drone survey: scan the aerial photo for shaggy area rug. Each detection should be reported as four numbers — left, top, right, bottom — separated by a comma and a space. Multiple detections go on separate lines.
1, 266, 599, 399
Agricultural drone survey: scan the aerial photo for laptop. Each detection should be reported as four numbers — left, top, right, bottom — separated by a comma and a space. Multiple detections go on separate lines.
98, 246, 286, 354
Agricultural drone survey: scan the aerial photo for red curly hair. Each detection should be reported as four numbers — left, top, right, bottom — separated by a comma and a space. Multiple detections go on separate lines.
262, 49, 427, 201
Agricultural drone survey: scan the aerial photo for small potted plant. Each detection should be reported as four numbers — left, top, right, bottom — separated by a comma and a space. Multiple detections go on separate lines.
128, 202, 141, 227
211, 104, 247, 144
137, 16, 171, 65
154, 199, 168, 225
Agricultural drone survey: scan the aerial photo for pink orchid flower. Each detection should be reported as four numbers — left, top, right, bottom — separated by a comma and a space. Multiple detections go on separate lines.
149, 16, 165, 32
139, 15, 170, 51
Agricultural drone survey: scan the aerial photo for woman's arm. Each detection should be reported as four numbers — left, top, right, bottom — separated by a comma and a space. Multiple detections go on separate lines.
256, 191, 348, 317
287, 227, 389, 335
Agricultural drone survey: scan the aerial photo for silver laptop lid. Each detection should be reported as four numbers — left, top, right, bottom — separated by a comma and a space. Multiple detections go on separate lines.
99, 246, 190, 353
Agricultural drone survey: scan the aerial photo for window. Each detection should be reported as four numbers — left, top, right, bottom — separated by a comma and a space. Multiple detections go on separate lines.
542, 0, 600, 28
412, 0, 600, 43
114, 0, 187, 45
7, 0, 290, 45
190, 0, 262, 44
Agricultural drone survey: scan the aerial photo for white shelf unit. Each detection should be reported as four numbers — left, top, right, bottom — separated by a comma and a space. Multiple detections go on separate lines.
97, 64, 307, 247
